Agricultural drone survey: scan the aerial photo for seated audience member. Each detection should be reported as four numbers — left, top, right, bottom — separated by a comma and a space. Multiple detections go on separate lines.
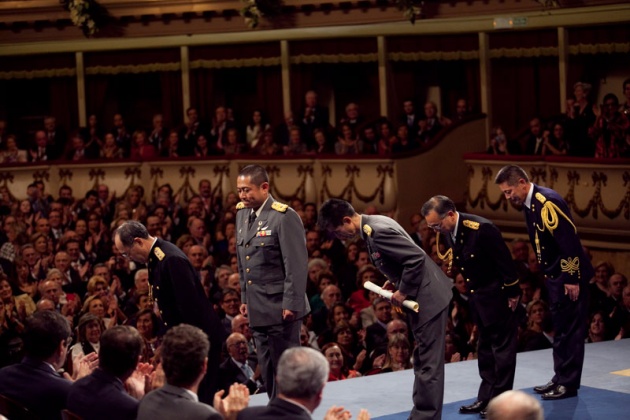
322, 342, 360, 381
418, 101, 450, 143
615, 285, 630, 339
311, 284, 343, 335
1, 135, 27, 163
331, 320, 366, 372
392, 124, 419, 153
135, 309, 162, 365
312, 128, 333, 154
365, 298, 393, 354
0, 311, 93, 420
454, 98, 470, 121
518, 300, 553, 352
367, 333, 412, 375
237, 346, 370, 420
139, 324, 249, 420
283, 126, 309, 156
566, 81, 596, 157
486, 390, 543, 420
220, 288, 241, 336
309, 270, 338, 313
335, 123, 363, 155
542, 123, 569, 155
608, 273, 628, 338
590, 261, 614, 314
69, 314, 105, 370
524, 117, 545, 156
0, 275, 35, 323
255, 129, 281, 156
586, 311, 608, 343
219, 332, 262, 395
67, 325, 151, 420
348, 264, 380, 314
487, 126, 510, 155
307, 258, 328, 298
376, 120, 397, 155
100, 132, 124, 159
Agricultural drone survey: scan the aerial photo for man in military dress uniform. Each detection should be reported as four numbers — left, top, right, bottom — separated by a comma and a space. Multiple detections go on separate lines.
495, 165, 593, 400
114, 220, 224, 403
235, 165, 309, 399
422, 195, 521, 417
318, 198, 452, 420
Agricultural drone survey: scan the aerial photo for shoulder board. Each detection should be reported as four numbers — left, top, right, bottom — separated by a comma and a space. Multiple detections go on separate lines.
462, 220, 479, 230
271, 202, 288, 213
236, 202, 245, 210
363, 224, 373, 237
153, 247, 165, 261
535, 192, 547, 204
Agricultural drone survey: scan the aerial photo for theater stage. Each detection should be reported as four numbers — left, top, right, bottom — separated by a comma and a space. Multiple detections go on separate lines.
248, 339, 630, 419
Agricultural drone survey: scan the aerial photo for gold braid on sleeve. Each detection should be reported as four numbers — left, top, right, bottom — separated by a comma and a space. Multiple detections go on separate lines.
436, 232, 453, 276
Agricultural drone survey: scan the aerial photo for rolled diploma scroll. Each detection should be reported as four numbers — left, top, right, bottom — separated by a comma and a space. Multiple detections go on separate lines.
364, 281, 419, 313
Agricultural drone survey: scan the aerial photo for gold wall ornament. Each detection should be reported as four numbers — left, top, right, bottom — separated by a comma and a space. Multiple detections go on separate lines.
89, 168, 105, 190
564, 170, 630, 220
465, 166, 507, 211
319, 163, 393, 206
32, 170, 50, 183
174, 166, 197, 204
150, 167, 164, 203
529, 167, 547, 185
58, 169, 73, 185
265, 164, 311, 203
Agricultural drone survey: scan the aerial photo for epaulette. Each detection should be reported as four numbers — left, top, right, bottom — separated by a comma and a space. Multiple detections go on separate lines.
154, 247, 165, 261
462, 220, 479, 230
363, 224, 373, 237
535, 192, 547, 204
271, 202, 288, 213
236, 202, 245, 210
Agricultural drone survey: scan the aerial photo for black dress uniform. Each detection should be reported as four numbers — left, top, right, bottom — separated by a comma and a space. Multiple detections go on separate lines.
235, 196, 309, 399
361, 214, 452, 420
524, 185, 593, 393
442, 213, 522, 404
147, 238, 224, 402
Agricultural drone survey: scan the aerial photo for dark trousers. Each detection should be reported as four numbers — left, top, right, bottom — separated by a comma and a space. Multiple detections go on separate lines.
253, 319, 301, 399
409, 307, 447, 420
476, 309, 520, 401
550, 292, 588, 389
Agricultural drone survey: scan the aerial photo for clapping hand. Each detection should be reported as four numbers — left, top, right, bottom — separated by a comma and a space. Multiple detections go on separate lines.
214, 383, 250, 420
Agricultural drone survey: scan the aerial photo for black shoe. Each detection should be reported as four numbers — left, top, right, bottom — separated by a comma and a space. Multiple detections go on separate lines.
459, 400, 487, 414
533, 381, 556, 394
479, 410, 487, 419
541, 385, 578, 400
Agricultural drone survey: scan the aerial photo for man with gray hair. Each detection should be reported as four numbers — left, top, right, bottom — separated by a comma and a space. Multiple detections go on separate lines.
237, 347, 328, 419
486, 390, 543, 420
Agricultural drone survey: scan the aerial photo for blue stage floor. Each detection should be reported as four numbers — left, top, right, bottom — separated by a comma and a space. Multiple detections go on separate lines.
249, 339, 630, 419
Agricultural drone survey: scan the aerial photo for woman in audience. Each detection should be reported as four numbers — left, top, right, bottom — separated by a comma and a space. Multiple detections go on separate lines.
348, 264, 379, 314
130, 130, 157, 160
332, 320, 365, 372
135, 308, 162, 365
1, 135, 27, 163
194, 133, 212, 157
255, 129, 281, 156
14, 199, 37, 235
123, 185, 147, 222
0, 297, 24, 368
13, 258, 38, 299
518, 300, 552, 352
322, 342, 361, 381
542, 123, 568, 155
586, 310, 608, 343
223, 128, 245, 155
335, 123, 363, 155
591, 93, 629, 158
0, 276, 35, 324
368, 333, 412, 374
100, 132, 124, 159
175, 233, 196, 255
246, 109, 270, 149
30, 232, 52, 272
376, 121, 397, 155
590, 261, 614, 313
85, 211, 111, 262
81, 295, 119, 329
312, 128, 333, 154
487, 126, 509, 155
69, 313, 104, 368
566, 81, 596, 156
160, 129, 180, 157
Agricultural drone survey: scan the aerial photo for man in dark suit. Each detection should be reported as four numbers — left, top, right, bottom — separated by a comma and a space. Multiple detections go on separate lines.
495, 165, 594, 400
400, 99, 422, 140
524, 117, 545, 155
43, 116, 67, 160
318, 198, 452, 420
114, 220, 225, 403
139, 324, 247, 420
298, 90, 329, 145
218, 332, 260, 395
237, 347, 328, 420
67, 326, 144, 420
235, 164, 309, 399
0, 311, 76, 420
29, 130, 55, 162
422, 195, 522, 417
364, 298, 393, 355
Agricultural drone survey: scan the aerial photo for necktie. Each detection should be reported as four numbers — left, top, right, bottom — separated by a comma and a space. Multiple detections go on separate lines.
249, 212, 257, 227
242, 362, 254, 379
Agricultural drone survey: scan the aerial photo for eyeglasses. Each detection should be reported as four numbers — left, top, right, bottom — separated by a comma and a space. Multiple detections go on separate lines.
427, 219, 444, 231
